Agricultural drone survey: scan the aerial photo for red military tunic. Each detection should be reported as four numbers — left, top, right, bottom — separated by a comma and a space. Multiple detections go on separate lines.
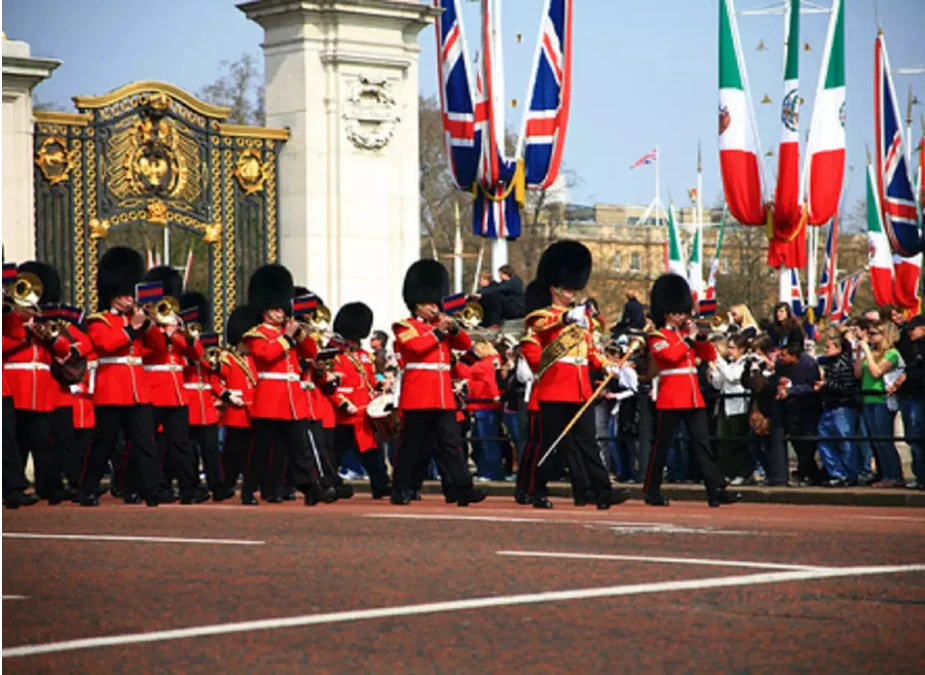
647, 325, 716, 410
142, 328, 199, 408
3, 313, 27, 399
520, 335, 542, 414
184, 358, 222, 426
451, 359, 471, 423
218, 350, 257, 429
392, 317, 473, 411
49, 325, 94, 411
69, 362, 97, 430
312, 365, 338, 429
332, 347, 378, 452
3, 313, 73, 412
87, 311, 161, 406
244, 322, 317, 420
524, 306, 607, 404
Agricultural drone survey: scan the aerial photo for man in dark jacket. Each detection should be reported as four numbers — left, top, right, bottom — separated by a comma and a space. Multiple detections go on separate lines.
472, 265, 525, 320
774, 341, 822, 485
893, 314, 925, 488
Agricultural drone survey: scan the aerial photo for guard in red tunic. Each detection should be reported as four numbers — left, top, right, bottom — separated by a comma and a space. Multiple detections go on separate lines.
217, 305, 260, 503
2, 269, 38, 508
78, 247, 174, 506
390, 259, 486, 506
332, 302, 390, 498
514, 280, 547, 506
244, 264, 332, 506
525, 242, 629, 510
5, 262, 81, 503
644, 274, 741, 507
140, 267, 205, 504
180, 291, 233, 502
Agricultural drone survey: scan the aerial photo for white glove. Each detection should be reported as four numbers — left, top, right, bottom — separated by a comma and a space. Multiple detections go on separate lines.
69, 384, 83, 395
605, 363, 622, 377
229, 394, 245, 407
515, 357, 534, 384
566, 306, 589, 328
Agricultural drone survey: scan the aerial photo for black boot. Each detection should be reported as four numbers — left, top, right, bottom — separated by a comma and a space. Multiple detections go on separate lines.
514, 489, 529, 505
123, 492, 142, 505
645, 494, 670, 506
597, 488, 632, 509
180, 486, 211, 505
335, 484, 355, 500
281, 486, 297, 501
708, 488, 742, 508
390, 489, 411, 505
241, 491, 259, 506
145, 488, 178, 507
212, 485, 235, 502
4, 491, 39, 509
78, 490, 100, 507
531, 496, 554, 509
457, 487, 487, 507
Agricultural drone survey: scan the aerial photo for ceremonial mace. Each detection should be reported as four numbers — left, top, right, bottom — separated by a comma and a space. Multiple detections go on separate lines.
536, 337, 645, 468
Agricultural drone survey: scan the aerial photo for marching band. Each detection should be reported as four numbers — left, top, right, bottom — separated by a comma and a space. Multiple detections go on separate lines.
2, 241, 742, 510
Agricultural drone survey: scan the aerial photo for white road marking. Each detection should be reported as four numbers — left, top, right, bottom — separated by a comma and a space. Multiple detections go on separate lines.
365, 513, 753, 535
496, 550, 828, 571
4, 563, 924, 658
2, 533, 264, 546
2, 596, 27, 601
855, 516, 925, 523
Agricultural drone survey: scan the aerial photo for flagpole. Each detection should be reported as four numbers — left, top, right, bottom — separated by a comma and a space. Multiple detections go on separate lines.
655, 146, 661, 225
696, 142, 704, 290
163, 227, 170, 267
454, 202, 464, 295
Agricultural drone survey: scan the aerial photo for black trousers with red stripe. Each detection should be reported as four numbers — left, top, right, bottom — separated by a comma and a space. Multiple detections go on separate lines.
644, 408, 726, 498
222, 426, 255, 493
152, 405, 199, 493
538, 402, 611, 501
516, 411, 541, 496
2, 396, 29, 497
189, 424, 223, 490
51, 406, 83, 488
253, 418, 320, 498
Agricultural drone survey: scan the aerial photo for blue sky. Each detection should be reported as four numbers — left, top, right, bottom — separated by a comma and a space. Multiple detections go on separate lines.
4, 0, 923, 210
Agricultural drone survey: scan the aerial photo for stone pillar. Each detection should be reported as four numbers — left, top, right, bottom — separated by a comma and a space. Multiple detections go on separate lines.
239, 0, 439, 329
2, 36, 60, 261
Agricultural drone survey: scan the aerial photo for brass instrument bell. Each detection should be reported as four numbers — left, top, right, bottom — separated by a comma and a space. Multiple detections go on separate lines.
204, 345, 221, 368
10, 272, 43, 309
146, 296, 180, 326
458, 300, 483, 329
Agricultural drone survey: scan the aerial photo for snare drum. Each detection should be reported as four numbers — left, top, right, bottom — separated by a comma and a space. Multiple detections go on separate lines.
367, 394, 401, 440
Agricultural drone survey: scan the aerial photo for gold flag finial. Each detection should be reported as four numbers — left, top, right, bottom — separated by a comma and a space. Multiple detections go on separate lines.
761, 94, 772, 104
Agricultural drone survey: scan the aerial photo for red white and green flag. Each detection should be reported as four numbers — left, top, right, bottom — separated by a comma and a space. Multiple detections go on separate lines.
700, 206, 728, 317
805, 0, 846, 225
719, 0, 766, 226
667, 205, 686, 277
866, 162, 896, 306
688, 224, 703, 311
773, 0, 802, 234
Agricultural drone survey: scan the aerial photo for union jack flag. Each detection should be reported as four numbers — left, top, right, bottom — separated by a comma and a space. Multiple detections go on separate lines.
815, 215, 839, 318
630, 148, 658, 170
831, 272, 864, 324
876, 34, 922, 256
789, 267, 805, 318
435, 0, 482, 190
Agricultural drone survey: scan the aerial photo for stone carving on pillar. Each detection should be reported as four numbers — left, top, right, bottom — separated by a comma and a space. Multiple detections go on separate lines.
342, 75, 400, 151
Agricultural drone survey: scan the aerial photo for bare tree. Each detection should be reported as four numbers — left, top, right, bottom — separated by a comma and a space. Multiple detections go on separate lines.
840, 197, 866, 235
197, 54, 265, 125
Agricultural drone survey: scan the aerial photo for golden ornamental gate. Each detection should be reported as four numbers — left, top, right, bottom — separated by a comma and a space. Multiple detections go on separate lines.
33, 80, 287, 329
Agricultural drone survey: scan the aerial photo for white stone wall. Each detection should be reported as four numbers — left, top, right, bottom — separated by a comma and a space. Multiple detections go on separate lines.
2, 38, 60, 262
242, 0, 437, 330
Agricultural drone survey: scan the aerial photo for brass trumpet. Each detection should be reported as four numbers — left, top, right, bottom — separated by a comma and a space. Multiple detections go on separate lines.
142, 296, 180, 326
5, 272, 43, 311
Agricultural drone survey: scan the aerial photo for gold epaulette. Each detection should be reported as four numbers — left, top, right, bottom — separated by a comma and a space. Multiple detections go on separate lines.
242, 327, 267, 341
646, 330, 666, 340
86, 312, 111, 327
519, 334, 540, 346
393, 319, 418, 343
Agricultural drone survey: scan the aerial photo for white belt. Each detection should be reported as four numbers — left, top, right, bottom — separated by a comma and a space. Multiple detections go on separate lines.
660, 367, 697, 376
227, 389, 243, 397
258, 372, 300, 382
558, 356, 588, 366
144, 364, 183, 373
300, 382, 315, 391
337, 386, 355, 393
404, 363, 450, 372
183, 383, 212, 391
3, 362, 51, 371
98, 356, 142, 366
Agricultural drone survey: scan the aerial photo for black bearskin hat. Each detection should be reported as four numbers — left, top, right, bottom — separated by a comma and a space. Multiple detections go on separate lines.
98, 247, 144, 310
248, 264, 294, 316
333, 302, 373, 341
180, 291, 212, 332
17, 261, 61, 304
143, 265, 182, 300
524, 279, 552, 315
226, 305, 259, 346
402, 259, 449, 314
536, 240, 592, 291
649, 273, 693, 328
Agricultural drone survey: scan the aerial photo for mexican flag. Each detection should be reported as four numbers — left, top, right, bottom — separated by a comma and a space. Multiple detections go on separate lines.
700, 207, 727, 317
773, 0, 802, 235
866, 162, 896, 307
667, 205, 686, 277
719, 0, 766, 226
688, 225, 703, 312
805, 0, 846, 225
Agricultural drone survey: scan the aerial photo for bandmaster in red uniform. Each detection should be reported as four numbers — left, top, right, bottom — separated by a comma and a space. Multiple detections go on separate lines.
525, 242, 629, 510
644, 273, 741, 508
243, 264, 331, 506
390, 259, 486, 506
514, 280, 547, 506
78, 247, 174, 507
